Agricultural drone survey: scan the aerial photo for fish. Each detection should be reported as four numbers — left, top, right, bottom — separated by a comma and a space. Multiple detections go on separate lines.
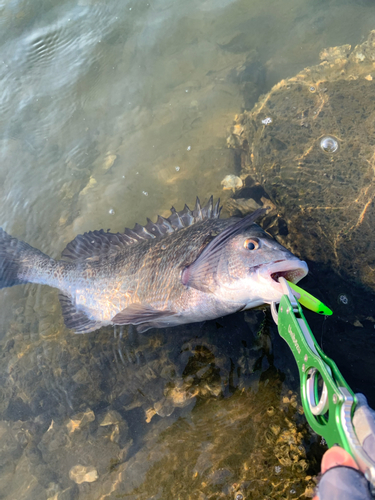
0, 197, 308, 334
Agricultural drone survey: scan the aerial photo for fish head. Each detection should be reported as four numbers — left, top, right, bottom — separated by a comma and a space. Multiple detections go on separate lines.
215, 223, 308, 306
182, 209, 308, 308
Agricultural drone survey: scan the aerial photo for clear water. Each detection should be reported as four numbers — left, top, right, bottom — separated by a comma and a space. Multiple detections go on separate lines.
1, 0, 375, 498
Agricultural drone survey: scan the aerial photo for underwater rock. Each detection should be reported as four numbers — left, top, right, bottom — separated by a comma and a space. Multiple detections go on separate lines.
108, 387, 317, 499
224, 197, 262, 216
79, 176, 97, 196
227, 30, 375, 290
102, 153, 117, 171
66, 409, 95, 433
221, 174, 243, 191
99, 410, 122, 427
69, 464, 98, 484
0, 292, 326, 499
38, 412, 124, 490
0, 420, 22, 468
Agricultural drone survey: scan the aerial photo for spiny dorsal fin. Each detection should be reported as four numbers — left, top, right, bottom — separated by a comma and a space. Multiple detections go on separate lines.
124, 196, 221, 235
61, 197, 221, 262
193, 197, 203, 220
180, 204, 194, 226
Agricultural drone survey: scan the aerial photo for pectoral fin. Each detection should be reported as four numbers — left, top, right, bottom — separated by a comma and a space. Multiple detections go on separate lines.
136, 319, 178, 333
111, 303, 176, 326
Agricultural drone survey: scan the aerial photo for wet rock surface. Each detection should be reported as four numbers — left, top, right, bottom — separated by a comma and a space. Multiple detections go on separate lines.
227, 30, 375, 292
69, 465, 98, 484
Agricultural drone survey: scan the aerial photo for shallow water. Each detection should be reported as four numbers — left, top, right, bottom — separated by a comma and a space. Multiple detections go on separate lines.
1, 0, 375, 498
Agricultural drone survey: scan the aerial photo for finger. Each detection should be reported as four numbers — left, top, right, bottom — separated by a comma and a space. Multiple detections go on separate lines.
321, 446, 359, 474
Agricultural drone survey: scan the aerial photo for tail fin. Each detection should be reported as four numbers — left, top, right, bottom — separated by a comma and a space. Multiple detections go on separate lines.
0, 228, 50, 289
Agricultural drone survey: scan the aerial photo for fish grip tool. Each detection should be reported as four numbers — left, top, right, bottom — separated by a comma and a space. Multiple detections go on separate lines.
271, 277, 375, 493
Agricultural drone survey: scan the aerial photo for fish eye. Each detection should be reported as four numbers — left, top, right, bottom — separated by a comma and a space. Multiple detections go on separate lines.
244, 238, 259, 250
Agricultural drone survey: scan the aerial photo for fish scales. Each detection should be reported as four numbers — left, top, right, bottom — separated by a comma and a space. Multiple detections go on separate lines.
66, 218, 235, 323
0, 197, 308, 333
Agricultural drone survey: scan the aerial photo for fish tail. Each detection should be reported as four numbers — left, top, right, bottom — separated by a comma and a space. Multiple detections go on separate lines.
0, 228, 53, 289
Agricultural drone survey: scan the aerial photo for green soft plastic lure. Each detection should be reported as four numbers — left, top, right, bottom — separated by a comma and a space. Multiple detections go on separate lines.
287, 280, 332, 316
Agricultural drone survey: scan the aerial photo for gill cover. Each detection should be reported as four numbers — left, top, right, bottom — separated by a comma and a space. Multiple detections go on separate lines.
181, 208, 267, 293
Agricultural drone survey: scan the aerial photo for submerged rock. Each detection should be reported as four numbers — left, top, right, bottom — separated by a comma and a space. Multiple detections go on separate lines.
66, 409, 95, 434
227, 30, 375, 291
69, 464, 98, 484
224, 197, 262, 216
221, 174, 243, 191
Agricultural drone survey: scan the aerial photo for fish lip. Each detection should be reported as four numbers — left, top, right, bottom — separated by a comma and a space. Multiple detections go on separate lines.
270, 259, 308, 284
259, 259, 308, 288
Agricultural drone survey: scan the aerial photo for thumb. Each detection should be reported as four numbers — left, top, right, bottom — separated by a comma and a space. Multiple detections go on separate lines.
312, 447, 359, 500
320, 446, 359, 474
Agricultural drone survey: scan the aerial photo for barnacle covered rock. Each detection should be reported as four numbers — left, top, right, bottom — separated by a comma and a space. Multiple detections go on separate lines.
228, 31, 375, 290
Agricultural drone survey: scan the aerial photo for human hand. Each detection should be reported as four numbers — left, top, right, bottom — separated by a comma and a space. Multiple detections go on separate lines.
313, 394, 375, 500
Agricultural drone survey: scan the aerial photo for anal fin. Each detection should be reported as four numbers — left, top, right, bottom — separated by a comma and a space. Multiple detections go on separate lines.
59, 293, 103, 334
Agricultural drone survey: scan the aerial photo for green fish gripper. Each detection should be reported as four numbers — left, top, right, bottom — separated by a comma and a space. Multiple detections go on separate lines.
276, 294, 356, 452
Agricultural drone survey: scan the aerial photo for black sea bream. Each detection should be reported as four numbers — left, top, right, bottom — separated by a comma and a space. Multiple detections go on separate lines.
0, 197, 308, 333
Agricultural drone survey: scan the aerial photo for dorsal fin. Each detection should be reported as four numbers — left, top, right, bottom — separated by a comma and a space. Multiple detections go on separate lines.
180, 204, 194, 226
202, 196, 213, 218
61, 230, 134, 261
123, 196, 221, 235
193, 197, 203, 220
61, 197, 222, 262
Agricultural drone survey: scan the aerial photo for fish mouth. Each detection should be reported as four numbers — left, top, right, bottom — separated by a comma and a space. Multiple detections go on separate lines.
266, 259, 308, 288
